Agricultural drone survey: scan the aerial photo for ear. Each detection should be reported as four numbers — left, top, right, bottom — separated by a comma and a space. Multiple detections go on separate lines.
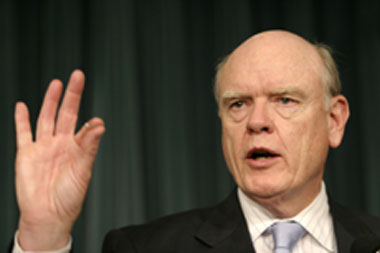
328, 95, 350, 148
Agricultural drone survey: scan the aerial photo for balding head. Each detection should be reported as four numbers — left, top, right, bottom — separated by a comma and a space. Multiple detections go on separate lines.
214, 30, 341, 109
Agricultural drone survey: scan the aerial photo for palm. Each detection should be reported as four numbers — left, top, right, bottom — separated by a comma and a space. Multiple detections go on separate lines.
14, 70, 105, 249
17, 135, 88, 224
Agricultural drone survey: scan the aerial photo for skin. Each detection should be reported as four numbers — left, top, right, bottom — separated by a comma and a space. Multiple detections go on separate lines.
14, 70, 105, 250
217, 30, 350, 218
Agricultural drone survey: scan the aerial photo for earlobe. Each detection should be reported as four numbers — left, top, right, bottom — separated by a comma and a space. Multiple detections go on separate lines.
328, 95, 350, 148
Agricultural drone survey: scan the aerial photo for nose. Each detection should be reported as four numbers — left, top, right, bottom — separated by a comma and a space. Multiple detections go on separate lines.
246, 100, 274, 134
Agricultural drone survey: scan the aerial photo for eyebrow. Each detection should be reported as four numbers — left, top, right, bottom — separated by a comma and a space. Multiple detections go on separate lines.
221, 91, 250, 100
219, 87, 307, 106
270, 88, 306, 98
220, 91, 251, 106
221, 88, 306, 99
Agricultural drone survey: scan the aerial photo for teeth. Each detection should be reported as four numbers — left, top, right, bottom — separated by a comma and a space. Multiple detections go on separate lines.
255, 156, 269, 160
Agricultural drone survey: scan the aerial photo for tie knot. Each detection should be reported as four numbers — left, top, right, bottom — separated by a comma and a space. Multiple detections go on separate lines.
268, 221, 306, 253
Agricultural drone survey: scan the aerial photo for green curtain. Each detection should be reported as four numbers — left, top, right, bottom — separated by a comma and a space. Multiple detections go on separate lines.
2, 0, 380, 251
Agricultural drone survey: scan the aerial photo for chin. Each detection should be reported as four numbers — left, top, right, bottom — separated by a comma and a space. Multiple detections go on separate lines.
241, 177, 287, 200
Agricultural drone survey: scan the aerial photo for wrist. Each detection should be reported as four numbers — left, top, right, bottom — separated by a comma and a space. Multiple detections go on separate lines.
17, 217, 72, 251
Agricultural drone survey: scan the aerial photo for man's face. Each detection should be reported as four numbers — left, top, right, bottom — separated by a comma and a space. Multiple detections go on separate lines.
218, 32, 334, 206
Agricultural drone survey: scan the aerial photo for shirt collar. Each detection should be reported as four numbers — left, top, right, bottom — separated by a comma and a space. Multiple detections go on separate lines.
238, 182, 336, 252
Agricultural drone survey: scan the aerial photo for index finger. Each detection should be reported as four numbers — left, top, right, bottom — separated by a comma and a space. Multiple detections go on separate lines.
55, 70, 85, 135
14, 102, 33, 148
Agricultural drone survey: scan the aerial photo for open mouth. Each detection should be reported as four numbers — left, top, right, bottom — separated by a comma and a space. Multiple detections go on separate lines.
247, 148, 279, 160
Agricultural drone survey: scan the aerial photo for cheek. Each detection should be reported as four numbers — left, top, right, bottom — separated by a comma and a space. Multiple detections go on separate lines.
222, 124, 245, 170
288, 115, 329, 176
222, 126, 237, 160
279, 115, 323, 161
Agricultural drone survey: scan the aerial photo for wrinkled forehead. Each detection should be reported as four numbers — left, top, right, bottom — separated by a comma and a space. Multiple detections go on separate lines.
219, 31, 324, 94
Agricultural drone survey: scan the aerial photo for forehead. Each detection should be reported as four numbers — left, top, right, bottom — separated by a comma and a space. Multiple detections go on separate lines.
218, 32, 324, 96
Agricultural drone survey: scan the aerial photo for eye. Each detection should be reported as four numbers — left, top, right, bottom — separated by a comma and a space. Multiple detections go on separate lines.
231, 100, 244, 108
273, 96, 302, 118
224, 99, 249, 122
279, 97, 296, 105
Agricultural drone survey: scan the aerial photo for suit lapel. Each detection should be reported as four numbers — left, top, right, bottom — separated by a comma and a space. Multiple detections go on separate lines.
329, 198, 377, 252
195, 190, 255, 252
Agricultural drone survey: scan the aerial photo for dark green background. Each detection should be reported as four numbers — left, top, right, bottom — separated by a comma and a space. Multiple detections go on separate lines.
2, 0, 380, 251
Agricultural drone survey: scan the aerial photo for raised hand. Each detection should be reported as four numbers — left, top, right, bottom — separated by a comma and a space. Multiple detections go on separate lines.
14, 70, 105, 250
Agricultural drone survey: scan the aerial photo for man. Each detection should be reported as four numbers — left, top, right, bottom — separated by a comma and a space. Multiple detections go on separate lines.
12, 30, 380, 252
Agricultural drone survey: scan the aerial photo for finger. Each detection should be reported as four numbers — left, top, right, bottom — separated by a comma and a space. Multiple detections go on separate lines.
55, 70, 85, 135
14, 102, 33, 148
75, 117, 106, 157
35, 80, 63, 140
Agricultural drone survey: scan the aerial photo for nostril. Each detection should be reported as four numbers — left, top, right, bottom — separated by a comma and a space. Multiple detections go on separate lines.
247, 125, 271, 133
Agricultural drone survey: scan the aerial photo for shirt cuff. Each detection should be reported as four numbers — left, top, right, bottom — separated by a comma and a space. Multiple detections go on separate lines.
12, 231, 72, 253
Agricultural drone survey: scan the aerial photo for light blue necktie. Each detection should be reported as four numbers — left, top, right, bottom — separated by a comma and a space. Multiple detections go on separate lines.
267, 221, 306, 253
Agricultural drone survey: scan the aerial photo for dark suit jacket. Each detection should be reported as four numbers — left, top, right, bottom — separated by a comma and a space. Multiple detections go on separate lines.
102, 190, 380, 253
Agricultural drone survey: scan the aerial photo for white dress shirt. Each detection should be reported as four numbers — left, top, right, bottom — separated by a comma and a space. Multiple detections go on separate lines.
12, 231, 71, 253
238, 182, 337, 253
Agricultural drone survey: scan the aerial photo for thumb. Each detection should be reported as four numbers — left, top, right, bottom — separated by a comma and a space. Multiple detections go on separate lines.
75, 117, 106, 157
